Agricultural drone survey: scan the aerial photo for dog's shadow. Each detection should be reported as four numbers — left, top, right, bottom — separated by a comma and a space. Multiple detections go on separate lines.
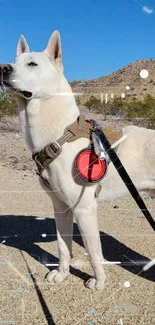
0, 215, 155, 282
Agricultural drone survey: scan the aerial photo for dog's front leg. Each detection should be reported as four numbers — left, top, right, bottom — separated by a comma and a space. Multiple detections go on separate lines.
74, 200, 106, 290
46, 198, 73, 284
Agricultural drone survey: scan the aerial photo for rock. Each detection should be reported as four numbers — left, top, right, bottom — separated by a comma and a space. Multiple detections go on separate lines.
15, 134, 20, 139
113, 205, 119, 209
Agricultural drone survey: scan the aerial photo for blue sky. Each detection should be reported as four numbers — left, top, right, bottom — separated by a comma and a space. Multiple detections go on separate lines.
0, 0, 155, 81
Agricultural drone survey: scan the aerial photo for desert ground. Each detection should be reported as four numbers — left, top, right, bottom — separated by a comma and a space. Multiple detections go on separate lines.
0, 112, 155, 325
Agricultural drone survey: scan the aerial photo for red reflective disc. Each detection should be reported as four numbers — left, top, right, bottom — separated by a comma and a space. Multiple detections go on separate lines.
75, 148, 107, 182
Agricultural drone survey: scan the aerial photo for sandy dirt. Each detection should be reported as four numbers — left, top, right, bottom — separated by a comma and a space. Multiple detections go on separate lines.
0, 115, 155, 325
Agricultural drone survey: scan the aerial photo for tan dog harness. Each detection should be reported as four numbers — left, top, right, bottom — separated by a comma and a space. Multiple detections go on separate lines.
32, 115, 122, 178
32, 115, 123, 197
32, 115, 122, 176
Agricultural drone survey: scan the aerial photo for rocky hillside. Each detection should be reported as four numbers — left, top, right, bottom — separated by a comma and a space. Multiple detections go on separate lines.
70, 59, 155, 104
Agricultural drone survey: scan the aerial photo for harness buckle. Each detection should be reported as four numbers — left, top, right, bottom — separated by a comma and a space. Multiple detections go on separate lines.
32, 153, 43, 167
45, 141, 62, 159
49, 141, 61, 153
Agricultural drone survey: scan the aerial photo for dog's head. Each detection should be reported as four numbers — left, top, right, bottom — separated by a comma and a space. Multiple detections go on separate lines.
0, 30, 63, 100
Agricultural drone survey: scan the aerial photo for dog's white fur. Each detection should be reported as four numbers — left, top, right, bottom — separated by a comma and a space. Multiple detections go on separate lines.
5, 31, 155, 289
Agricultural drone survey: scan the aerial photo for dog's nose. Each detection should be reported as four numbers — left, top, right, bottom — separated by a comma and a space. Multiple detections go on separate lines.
0, 64, 13, 75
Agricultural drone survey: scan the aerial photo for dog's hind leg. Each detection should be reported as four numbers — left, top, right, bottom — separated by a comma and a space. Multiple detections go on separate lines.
46, 197, 73, 284
73, 200, 106, 290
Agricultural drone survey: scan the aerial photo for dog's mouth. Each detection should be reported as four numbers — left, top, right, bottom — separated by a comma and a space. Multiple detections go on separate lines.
21, 90, 33, 98
0, 66, 33, 99
0, 79, 13, 90
1, 80, 32, 99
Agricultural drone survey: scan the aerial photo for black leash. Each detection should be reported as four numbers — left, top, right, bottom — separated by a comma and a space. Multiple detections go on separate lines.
94, 127, 155, 232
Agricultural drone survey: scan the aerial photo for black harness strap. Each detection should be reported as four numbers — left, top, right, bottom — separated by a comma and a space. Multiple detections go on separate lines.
94, 127, 155, 232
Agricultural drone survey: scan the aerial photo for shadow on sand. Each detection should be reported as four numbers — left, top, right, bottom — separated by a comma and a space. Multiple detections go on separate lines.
0, 214, 155, 323
0, 214, 154, 281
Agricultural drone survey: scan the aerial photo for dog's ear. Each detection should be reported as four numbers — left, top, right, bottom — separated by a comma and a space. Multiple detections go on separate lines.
17, 35, 30, 56
44, 30, 62, 68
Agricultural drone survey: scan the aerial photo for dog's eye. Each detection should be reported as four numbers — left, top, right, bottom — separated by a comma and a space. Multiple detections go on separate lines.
28, 62, 38, 67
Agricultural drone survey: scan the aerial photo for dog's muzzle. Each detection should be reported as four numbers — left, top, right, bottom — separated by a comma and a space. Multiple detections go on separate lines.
0, 64, 32, 98
0, 64, 13, 87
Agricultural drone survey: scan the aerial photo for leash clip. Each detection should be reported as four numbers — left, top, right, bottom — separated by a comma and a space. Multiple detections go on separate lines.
92, 132, 110, 163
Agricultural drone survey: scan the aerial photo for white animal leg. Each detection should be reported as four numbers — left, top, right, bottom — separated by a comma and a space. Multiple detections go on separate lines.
73, 200, 106, 290
46, 198, 73, 284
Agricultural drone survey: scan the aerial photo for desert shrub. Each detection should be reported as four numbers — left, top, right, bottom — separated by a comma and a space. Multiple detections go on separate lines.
126, 95, 155, 125
107, 97, 126, 115
0, 92, 17, 117
76, 96, 81, 106
84, 96, 106, 113
85, 94, 155, 127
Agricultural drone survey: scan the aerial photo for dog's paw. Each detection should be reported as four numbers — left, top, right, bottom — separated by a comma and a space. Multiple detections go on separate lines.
85, 277, 106, 290
46, 269, 70, 284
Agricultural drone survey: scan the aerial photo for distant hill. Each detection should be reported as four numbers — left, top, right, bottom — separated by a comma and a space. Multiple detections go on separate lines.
70, 59, 155, 104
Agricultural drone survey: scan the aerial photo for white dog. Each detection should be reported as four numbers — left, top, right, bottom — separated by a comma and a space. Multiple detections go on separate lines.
1, 30, 155, 290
